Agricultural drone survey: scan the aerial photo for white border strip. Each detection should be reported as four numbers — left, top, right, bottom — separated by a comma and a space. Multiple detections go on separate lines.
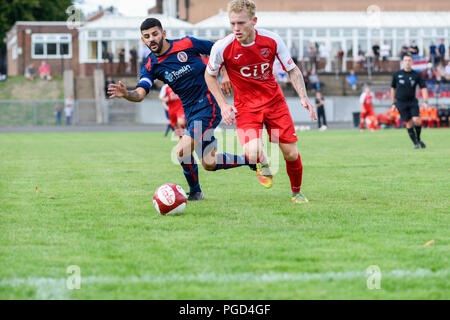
1, 269, 448, 299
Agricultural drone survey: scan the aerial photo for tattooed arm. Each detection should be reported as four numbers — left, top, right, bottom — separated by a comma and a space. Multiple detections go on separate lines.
107, 81, 147, 102
287, 66, 317, 120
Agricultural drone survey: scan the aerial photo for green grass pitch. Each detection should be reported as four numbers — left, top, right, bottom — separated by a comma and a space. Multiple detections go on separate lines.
0, 128, 448, 299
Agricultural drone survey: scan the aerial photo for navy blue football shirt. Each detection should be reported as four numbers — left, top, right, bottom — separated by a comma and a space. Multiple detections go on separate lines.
136, 36, 216, 119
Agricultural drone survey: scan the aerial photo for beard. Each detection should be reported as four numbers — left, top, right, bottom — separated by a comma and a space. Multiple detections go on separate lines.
147, 38, 164, 54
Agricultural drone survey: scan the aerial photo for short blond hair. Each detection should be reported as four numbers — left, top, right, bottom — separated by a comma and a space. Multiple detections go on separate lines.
227, 0, 256, 18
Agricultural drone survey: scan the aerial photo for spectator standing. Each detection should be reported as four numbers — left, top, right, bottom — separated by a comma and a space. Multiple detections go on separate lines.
129, 47, 138, 75
314, 91, 327, 130
307, 43, 317, 71
438, 39, 446, 66
380, 41, 391, 71
319, 42, 329, 71
64, 95, 74, 125
117, 48, 126, 74
55, 103, 63, 125
372, 40, 380, 72
400, 43, 409, 60
337, 47, 344, 72
106, 50, 113, 74
346, 69, 358, 91
429, 42, 438, 66
409, 41, 419, 55
308, 69, 320, 91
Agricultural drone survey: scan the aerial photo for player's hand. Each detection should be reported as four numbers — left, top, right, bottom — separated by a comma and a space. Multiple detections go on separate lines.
422, 101, 429, 109
301, 97, 317, 121
107, 81, 127, 99
220, 72, 233, 96
390, 103, 396, 111
220, 103, 237, 125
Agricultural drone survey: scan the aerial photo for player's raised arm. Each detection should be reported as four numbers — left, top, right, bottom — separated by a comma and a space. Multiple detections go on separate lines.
287, 66, 317, 121
108, 81, 147, 102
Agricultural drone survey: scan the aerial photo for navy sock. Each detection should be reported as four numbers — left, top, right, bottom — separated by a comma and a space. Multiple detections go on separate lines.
179, 155, 201, 193
213, 153, 250, 171
164, 124, 173, 137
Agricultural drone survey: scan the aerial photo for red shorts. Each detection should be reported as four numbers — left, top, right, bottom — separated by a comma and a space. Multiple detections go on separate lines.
361, 108, 375, 119
169, 109, 185, 127
235, 100, 297, 146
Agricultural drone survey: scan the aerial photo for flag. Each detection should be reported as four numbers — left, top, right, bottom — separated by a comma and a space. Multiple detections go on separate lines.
411, 55, 428, 71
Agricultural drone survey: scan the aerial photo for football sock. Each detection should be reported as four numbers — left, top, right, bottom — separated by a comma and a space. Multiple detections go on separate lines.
213, 153, 250, 170
179, 155, 201, 193
285, 153, 303, 193
414, 125, 422, 141
407, 127, 418, 144
360, 121, 365, 130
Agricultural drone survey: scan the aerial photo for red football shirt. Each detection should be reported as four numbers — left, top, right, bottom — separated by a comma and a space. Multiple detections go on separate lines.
159, 84, 183, 114
359, 92, 374, 113
207, 29, 296, 113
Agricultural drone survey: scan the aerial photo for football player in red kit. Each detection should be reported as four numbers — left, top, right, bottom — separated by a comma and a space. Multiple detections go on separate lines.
159, 84, 186, 137
205, 0, 316, 203
359, 85, 376, 132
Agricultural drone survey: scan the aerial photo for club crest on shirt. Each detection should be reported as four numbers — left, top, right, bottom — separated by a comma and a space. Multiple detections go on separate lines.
177, 51, 188, 63
260, 48, 270, 58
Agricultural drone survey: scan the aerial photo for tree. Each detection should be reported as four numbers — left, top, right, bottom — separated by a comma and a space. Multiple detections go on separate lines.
0, 0, 75, 46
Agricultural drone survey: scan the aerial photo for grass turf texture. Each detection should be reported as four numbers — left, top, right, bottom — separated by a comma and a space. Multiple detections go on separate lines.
0, 129, 448, 299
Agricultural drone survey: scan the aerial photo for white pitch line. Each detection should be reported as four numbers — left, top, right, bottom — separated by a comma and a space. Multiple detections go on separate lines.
1, 268, 448, 299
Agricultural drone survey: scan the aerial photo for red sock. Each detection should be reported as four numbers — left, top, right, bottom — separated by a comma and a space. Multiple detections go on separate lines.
285, 153, 303, 193
360, 121, 364, 130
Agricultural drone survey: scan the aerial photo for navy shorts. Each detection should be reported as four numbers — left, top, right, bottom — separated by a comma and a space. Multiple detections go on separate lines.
184, 103, 222, 159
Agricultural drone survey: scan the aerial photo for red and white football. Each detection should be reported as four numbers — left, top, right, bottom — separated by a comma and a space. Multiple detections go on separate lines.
153, 183, 187, 215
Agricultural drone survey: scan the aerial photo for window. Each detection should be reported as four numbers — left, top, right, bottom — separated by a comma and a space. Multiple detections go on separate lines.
31, 33, 72, 59
34, 43, 44, 55
409, 29, 418, 37
101, 41, 112, 60
383, 29, 393, 37
47, 43, 57, 55
303, 29, 312, 37
60, 43, 69, 55
88, 41, 98, 60
330, 28, 340, 37
316, 29, 326, 37
343, 29, 353, 37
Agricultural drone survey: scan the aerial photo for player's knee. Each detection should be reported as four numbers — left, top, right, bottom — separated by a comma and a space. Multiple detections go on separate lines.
201, 159, 216, 171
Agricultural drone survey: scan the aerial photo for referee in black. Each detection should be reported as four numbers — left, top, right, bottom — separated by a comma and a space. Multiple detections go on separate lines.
390, 54, 429, 149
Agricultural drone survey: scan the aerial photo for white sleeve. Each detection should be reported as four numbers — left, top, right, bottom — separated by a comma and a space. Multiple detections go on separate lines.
206, 34, 234, 76
359, 93, 366, 104
206, 42, 223, 76
261, 29, 296, 72
159, 84, 168, 99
